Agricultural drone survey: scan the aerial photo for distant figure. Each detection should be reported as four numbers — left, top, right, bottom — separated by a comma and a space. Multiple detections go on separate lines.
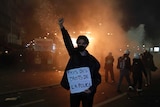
141, 49, 157, 86
104, 52, 115, 83
117, 50, 133, 93
58, 18, 101, 107
131, 53, 147, 94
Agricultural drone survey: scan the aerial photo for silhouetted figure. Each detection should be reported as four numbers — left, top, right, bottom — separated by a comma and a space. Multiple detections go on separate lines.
58, 18, 101, 107
117, 50, 133, 93
131, 53, 147, 94
141, 49, 157, 86
104, 52, 115, 83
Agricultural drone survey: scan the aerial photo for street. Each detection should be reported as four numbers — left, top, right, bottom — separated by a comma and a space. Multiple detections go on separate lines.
0, 67, 122, 107
0, 66, 160, 107
97, 71, 160, 107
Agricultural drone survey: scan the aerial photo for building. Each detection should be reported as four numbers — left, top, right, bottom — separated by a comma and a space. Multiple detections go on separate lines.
0, 0, 25, 66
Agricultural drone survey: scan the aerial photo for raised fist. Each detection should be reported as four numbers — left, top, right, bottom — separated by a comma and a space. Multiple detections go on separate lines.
58, 18, 64, 25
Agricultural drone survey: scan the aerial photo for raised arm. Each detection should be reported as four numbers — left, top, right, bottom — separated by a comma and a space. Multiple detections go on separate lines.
58, 18, 74, 56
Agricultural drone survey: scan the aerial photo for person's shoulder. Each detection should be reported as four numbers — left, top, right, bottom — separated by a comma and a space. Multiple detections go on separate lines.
118, 56, 122, 58
118, 56, 123, 59
89, 54, 97, 60
106, 55, 110, 59
133, 58, 140, 61
88, 54, 99, 62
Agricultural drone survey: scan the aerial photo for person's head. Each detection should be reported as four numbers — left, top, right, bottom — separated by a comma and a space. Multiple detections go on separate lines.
124, 49, 130, 56
76, 35, 89, 52
108, 52, 112, 56
144, 48, 150, 53
133, 53, 140, 59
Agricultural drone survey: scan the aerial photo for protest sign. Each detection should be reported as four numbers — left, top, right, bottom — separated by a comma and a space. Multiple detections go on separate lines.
67, 67, 92, 94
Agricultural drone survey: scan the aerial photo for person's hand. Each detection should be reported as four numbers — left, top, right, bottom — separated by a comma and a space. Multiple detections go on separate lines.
84, 89, 91, 94
58, 18, 64, 28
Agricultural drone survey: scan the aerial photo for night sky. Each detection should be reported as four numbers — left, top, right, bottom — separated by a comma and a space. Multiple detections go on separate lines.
21, 0, 160, 44
121, 0, 160, 41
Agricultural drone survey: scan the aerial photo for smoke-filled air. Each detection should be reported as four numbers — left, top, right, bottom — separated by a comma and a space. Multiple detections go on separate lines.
30, 0, 147, 67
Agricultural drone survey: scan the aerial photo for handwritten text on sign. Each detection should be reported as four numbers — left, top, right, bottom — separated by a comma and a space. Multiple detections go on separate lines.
67, 67, 92, 94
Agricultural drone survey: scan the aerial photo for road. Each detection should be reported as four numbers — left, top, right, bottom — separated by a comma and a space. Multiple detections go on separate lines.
0, 54, 159, 107
0, 67, 124, 107
97, 71, 160, 107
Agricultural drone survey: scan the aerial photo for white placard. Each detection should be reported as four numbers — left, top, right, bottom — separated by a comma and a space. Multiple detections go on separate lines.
67, 67, 92, 94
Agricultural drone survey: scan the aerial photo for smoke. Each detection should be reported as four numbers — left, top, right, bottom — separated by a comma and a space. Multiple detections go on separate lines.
33, 0, 58, 33
127, 24, 145, 53
29, 0, 150, 68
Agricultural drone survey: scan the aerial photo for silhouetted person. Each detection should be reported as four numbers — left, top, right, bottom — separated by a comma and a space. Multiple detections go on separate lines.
131, 53, 147, 94
58, 18, 101, 107
104, 52, 115, 83
117, 50, 133, 93
141, 49, 156, 86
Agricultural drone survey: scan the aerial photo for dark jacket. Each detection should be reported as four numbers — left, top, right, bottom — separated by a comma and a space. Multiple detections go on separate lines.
117, 54, 131, 70
141, 51, 157, 71
142, 52, 153, 68
60, 27, 101, 94
131, 58, 147, 77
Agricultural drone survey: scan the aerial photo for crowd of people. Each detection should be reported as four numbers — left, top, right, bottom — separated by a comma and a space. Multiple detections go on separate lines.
104, 49, 157, 94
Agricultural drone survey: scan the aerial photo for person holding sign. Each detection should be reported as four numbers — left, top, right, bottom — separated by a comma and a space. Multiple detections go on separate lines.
58, 18, 101, 107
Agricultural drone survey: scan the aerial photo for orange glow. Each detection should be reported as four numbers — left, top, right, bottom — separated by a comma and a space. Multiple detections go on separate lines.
71, 38, 77, 47
31, 0, 146, 70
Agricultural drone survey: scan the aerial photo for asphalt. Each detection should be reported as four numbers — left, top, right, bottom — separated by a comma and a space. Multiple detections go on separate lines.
94, 70, 160, 107
0, 67, 63, 95
0, 66, 160, 107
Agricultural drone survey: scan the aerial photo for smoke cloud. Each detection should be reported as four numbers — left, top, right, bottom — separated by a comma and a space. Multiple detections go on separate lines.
26, 0, 152, 68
